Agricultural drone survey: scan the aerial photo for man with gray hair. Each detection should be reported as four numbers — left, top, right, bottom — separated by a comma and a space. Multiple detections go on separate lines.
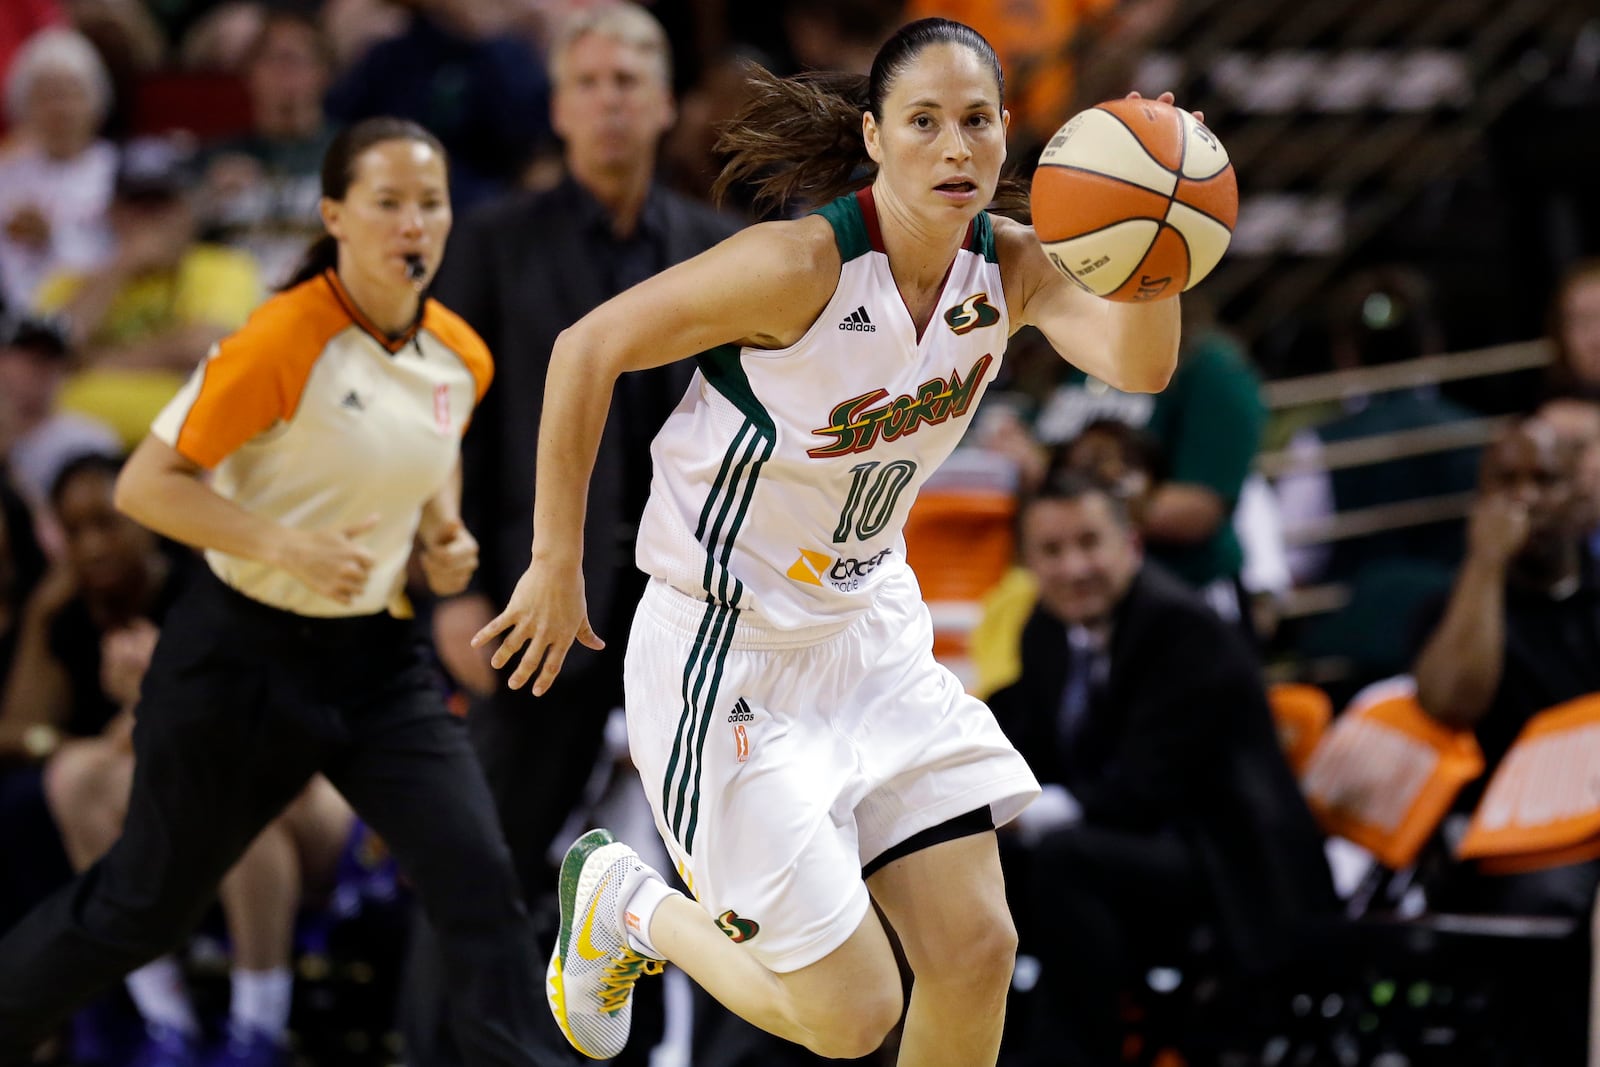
411, 4, 740, 1063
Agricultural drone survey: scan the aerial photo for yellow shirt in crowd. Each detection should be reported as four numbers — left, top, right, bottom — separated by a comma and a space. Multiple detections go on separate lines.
36, 244, 262, 449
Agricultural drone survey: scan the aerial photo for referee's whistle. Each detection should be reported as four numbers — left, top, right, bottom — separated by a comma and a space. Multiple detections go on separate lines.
404, 254, 426, 284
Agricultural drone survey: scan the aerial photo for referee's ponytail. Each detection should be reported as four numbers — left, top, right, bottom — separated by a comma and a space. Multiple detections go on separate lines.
281, 117, 448, 291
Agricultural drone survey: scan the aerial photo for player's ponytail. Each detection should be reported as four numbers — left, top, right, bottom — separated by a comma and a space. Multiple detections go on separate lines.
712, 66, 873, 216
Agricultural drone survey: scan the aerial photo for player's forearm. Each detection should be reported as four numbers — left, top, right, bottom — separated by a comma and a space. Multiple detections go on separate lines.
1103, 297, 1180, 394
529, 328, 621, 566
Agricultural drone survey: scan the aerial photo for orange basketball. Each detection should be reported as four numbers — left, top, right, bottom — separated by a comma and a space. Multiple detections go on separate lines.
1031, 98, 1237, 302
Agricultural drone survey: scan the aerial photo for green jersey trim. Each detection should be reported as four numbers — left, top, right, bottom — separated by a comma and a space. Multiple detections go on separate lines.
812, 193, 873, 264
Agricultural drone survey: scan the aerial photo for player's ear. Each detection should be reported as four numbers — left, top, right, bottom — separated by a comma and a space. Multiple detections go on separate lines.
863, 111, 883, 166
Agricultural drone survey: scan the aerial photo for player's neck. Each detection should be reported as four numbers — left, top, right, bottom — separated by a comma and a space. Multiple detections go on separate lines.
871, 184, 967, 296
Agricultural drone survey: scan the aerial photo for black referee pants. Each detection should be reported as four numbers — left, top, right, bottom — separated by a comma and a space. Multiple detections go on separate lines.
0, 568, 564, 1066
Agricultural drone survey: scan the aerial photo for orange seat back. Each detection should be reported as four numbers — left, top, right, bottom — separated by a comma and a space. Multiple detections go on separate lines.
1268, 683, 1334, 775
1459, 692, 1600, 874
1301, 677, 1484, 869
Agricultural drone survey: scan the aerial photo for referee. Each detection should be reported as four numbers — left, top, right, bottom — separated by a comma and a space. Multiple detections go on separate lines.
0, 118, 564, 1066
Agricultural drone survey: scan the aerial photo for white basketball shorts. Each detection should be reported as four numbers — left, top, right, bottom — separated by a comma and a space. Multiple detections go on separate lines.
623, 567, 1040, 973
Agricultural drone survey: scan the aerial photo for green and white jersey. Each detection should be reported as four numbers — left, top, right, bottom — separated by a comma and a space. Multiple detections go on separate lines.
637, 188, 1009, 631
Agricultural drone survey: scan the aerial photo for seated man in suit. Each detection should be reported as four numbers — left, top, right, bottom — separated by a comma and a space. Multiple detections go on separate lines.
991, 472, 1333, 1067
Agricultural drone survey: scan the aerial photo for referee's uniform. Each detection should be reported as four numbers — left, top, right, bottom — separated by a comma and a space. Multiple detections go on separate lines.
0, 271, 566, 1066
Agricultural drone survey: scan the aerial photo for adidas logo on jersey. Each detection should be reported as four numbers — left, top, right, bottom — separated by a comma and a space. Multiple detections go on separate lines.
341, 390, 366, 412
837, 306, 876, 332
727, 698, 754, 723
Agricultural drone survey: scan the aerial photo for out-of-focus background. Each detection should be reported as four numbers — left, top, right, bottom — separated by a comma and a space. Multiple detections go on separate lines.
1, 1, 1598, 1065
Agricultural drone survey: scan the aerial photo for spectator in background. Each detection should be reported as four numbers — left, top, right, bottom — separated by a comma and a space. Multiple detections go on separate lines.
0, 2, 64, 111
991, 473, 1333, 1067
1277, 267, 1482, 587
1412, 417, 1600, 917
35, 136, 261, 450
0, 480, 56, 941
56, 0, 165, 140
176, 1, 265, 73
0, 452, 355, 1064
0, 312, 117, 511
200, 10, 336, 287
1544, 258, 1600, 400
0, 27, 117, 312
324, 0, 550, 208
1020, 298, 1269, 629
415, 5, 739, 1061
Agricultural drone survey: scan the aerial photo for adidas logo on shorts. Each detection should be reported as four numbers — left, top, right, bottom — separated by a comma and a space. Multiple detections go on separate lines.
837, 306, 876, 332
727, 698, 754, 723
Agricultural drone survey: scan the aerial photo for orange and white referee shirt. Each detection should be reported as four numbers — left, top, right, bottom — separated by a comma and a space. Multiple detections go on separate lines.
151, 269, 492, 618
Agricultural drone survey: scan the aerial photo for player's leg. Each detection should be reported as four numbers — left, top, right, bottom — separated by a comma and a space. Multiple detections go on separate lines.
866, 830, 1017, 1067
550, 829, 904, 1061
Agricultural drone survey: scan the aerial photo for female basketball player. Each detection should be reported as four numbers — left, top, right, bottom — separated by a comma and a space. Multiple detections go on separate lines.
0, 119, 560, 1067
478, 19, 1186, 1066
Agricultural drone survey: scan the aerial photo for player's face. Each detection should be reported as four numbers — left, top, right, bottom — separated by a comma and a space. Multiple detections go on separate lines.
324, 139, 451, 290
1021, 494, 1141, 627
864, 43, 1008, 223
552, 32, 674, 180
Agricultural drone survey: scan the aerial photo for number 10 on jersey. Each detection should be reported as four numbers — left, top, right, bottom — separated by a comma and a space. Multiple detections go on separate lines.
833, 460, 918, 544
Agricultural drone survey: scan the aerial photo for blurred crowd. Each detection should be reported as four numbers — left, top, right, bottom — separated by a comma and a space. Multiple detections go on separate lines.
1, 1, 1599, 1066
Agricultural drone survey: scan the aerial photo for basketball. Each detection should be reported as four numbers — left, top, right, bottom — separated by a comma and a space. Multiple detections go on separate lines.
1031, 98, 1237, 302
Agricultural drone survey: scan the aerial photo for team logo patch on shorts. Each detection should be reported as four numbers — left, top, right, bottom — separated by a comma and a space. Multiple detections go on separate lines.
716, 909, 760, 943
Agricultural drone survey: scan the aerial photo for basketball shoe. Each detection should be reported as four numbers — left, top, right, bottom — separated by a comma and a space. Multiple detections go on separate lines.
547, 829, 666, 1060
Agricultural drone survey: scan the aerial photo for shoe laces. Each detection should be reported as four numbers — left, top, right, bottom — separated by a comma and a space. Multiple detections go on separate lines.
596, 950, 665, 1014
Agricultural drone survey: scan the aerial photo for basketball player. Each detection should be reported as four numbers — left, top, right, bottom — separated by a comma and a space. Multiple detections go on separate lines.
0, 119, 564, 1067
478, 19, 1187, 1066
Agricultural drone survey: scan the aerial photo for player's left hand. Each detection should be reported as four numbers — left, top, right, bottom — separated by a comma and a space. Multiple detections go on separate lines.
420, 518, 479, 596
1126, 89, 1204, 125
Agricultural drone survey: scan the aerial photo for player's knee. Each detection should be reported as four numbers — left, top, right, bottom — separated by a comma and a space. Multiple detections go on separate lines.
925, 903, 1017, 998
805, 986, 902, 1060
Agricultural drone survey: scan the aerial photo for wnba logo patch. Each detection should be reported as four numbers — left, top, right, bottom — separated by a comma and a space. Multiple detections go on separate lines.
733, 723, 750, 762
433, 383, 451, 434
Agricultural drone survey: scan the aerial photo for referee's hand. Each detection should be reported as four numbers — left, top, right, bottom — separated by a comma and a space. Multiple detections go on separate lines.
278, 514, 378, 604
472, 558, 604, 696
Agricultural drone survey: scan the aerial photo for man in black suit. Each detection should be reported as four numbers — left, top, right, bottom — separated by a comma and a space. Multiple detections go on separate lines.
991, 473, 1334, 1067
411, 4, 740, 1062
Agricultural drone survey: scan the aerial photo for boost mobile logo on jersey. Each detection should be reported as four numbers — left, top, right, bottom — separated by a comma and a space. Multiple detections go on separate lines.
787, 547, 892, 591
943, 292, 1000, 335
806, 353, 994, 459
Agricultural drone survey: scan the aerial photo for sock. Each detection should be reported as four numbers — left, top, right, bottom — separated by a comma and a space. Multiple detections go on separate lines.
230, 967, 293, 1042
125, 957, 199, 1036
619, 867, 677, 960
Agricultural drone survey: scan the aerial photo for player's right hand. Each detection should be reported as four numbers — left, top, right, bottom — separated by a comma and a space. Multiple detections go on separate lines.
278, 514, 379, 604
471, 558, 605, 696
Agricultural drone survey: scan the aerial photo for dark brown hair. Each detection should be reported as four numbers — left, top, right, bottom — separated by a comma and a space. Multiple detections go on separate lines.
712, 18, 1019, 215
281, 117, 447, 290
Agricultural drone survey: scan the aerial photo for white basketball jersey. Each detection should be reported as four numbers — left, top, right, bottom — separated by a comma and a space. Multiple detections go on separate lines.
637, 188, 1009, 630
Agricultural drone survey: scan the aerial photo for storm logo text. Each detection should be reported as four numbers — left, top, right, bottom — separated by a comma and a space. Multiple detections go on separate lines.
806, 353, 993, 458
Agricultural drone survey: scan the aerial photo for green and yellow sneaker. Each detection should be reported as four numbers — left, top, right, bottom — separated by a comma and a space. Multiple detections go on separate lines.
547, 829, 666, 1060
